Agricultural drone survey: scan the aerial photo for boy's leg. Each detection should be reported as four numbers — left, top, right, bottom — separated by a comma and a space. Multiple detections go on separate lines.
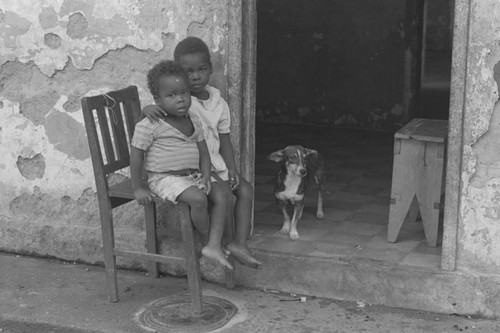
204, 182, 234, 270
222, 194, 236, 246
176, 186, 210, 241
149, 174, 211, 242
227, 176, 262, 268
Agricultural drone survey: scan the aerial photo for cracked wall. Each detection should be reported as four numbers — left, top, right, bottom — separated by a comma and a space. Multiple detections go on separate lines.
456, 0, 500, 274
0, 0, 229, 267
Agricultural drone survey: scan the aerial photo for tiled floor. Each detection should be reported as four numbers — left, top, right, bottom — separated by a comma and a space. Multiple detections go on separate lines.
251, 123, 443, 269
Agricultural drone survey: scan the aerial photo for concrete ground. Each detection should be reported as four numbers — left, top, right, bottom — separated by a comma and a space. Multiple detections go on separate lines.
0, 252, 498, 333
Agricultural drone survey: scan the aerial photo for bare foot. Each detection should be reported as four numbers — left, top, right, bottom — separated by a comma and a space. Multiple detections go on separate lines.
222, 246, 231, 256
201, 246, 234, 270
227, 242, 262, 268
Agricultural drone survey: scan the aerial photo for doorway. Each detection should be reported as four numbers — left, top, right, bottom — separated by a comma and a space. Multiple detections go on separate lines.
250, 0, 453, 268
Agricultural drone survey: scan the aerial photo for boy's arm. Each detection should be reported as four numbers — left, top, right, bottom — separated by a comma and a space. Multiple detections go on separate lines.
130, 146, 153, 204
197, 140, 212, 194
142, 104, 166, 122
219, 133, 239, 188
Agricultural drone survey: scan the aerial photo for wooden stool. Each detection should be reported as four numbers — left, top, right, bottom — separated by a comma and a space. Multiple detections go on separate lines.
387, 118, 447, 247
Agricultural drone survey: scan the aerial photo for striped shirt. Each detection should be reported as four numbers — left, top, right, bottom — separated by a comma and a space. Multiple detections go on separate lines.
131, 115, 206, 173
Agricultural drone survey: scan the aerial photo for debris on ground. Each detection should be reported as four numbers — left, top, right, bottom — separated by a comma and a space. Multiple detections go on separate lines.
356, 301, 366, 308
262, 288, 280, 294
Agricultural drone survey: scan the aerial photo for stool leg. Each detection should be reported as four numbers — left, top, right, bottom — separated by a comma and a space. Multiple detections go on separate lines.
418, 195, 440, 247
418, 143, 445, 247
180, 205, 203, 314
144, 202, 159, 278
388, 192, 416, 243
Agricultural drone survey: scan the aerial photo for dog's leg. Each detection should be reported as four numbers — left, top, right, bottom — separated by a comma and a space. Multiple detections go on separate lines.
315, 175, 325, 220
279, 201, 291, 234
289, 201, 304, 240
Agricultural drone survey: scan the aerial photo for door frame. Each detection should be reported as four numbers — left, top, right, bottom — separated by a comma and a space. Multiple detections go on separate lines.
227, 0, 257, 186
232, 0, 466, 271
441, 0, 467, 271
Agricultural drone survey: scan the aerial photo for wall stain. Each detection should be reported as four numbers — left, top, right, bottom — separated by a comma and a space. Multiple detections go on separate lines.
0, 10, 31, 49
45, 110, 89, 160
66, 13, 88, 39
39, 6, 59, 30
59, 0, 94, 18
471, 228, 490, 243
470, 60, 500, 188
16, 153, 45, 180
9, 186, 55, 216
44, 33, 62, 49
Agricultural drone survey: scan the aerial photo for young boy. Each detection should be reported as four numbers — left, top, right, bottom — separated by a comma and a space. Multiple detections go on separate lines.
131, 60, 233, 270
143, 37, 262, 268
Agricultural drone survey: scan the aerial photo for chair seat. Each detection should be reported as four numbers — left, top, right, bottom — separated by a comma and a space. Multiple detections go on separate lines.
109, 179, 135, 199
109, 179, 167, 205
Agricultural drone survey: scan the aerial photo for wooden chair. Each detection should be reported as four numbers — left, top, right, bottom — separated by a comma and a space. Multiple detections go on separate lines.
81, 86, 234, 313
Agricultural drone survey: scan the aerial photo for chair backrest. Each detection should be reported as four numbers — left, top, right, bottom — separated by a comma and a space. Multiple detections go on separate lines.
81, 86, 142, 184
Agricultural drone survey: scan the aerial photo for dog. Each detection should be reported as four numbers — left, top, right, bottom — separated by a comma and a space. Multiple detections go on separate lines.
267, 145, 326, 240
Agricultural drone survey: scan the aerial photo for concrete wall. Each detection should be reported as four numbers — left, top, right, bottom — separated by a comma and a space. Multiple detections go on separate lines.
0, 0, 230, 276
454, 0, 500, 276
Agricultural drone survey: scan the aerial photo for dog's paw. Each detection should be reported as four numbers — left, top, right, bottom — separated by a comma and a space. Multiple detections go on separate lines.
280, 222, 291, 233
280, 226, 290, 233
289, 231, 300, 240
316, 211, 325, 220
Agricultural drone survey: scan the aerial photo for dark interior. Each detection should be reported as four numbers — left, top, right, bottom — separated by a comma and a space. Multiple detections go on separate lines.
252, 0, 452, 267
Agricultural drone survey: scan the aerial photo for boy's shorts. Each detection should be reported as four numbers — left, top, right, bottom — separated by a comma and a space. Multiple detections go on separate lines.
148, 171, 222, 204
214, 169, 229, 181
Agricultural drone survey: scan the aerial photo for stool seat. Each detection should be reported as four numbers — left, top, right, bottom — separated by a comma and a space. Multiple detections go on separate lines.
387, 118, 448, 247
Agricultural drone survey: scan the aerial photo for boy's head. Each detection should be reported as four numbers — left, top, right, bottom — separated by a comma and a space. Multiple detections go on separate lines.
173, 37, 212, 95
147, 60, 191, 117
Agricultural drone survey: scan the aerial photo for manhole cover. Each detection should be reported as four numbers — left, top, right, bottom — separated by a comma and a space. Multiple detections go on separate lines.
137, 295, 238, 333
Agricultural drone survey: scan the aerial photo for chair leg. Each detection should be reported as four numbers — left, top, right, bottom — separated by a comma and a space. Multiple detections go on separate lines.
179, 204, 203, 314
144, 202, 159, 278
99, 203, 119, 302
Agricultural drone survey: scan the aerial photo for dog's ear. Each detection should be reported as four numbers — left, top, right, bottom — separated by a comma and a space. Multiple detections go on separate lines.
267, 149, 286, 162
305, 148, 318, 157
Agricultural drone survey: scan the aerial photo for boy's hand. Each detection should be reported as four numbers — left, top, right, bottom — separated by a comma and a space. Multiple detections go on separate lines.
143, 105, 166, 122
134, 187, 153, 205
201, 175, 211, 194
228, 168, 239, 190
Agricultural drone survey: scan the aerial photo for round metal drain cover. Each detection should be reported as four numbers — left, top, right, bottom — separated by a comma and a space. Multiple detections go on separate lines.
138, 295, 238, 333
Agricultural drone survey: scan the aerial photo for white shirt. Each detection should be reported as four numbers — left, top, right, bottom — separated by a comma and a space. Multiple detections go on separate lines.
189, 86, 230, 174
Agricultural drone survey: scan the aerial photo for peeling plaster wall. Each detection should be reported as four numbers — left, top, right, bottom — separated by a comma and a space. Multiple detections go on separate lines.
0, 0, 229, 273
457, 0, 500, 275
